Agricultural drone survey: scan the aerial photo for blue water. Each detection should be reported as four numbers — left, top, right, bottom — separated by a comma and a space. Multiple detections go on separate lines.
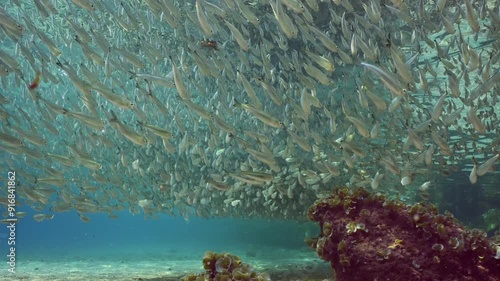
1, 206, 318, 262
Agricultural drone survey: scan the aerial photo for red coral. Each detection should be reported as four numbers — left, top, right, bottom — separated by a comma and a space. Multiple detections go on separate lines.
306, 187, 500, 281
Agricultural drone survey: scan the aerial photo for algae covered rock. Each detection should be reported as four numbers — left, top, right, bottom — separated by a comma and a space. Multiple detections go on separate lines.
306, 187, 500, 281
181, 251, 271, 281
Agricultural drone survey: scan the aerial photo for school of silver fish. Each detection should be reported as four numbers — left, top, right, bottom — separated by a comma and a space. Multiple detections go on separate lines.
0, 0, 499, 223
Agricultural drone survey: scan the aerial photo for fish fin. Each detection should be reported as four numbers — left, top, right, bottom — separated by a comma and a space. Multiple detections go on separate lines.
109, 110, 119, 123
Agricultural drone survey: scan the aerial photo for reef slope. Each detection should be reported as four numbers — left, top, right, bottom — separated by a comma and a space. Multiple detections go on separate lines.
307, 188, 500, 281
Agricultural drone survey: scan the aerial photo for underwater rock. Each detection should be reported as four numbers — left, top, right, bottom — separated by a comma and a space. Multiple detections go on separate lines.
306, 187, 500, 281
180, 251, 270, 281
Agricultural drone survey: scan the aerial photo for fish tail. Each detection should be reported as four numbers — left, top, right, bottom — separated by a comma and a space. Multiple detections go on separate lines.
128, 71, 136, 79
109, 110, 119, 123
232, 98, 241, 107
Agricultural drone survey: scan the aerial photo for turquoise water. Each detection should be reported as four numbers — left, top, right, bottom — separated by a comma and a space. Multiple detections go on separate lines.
15, 213, 315, 259
1, 206, 327, 280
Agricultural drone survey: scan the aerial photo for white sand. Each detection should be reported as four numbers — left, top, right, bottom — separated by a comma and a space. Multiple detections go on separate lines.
3, 248, 332, 281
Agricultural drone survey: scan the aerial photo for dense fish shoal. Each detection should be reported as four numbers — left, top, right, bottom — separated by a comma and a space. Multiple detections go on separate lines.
0, 0, 498, 223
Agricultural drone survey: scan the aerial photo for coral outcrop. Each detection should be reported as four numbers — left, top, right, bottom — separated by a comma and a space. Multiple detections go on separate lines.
306, 187, 500, 281
180, 251, 271, 281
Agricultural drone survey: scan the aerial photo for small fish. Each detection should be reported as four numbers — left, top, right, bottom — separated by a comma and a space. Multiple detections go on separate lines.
63, 109, 105, 131
476, 154, 499, 176
23, 17, 61, 56
206, 178, 229, 191
234, 100, 284, 128
169, 55, 190, 100
281, 0, 305, 13
79, 214, 91, 223
223, 19, 249, 51
361, 62, 404, 96
139, 122, 173, 139
33, 214, 55, 222
195, 0, 213, 37
345, 116, 370, 138
35, 176, 67, 186
71, 0, 95, 11
28, 71, 41, 90
431, 93, 447, 121
235, 0, 259, 25
440, 13, 455, 34
343, 149, 356, 168
436, 0, 447, 12
441, 106, 465, 126
0, 131, 24, 147
469, 157, 478, 184
302, 62, 330, 85
0, 7, 24, 35
363, 0, 381, 23
308, 25, 339, 52
10, 127, 46, 146
424, 145, 435, 166
464, 0, 480, 32
370, 122, 381, 138
370, 171, 384, 190
183, 99, 212, 120
270, 0, 297, 38
230, 199, 241, 207
108, 110, 148, 146
419, 181, 431, 191
467, 107, 485, 134
47, 153, 75, 167
138, 199, 152, 209
92, 84, 134, 109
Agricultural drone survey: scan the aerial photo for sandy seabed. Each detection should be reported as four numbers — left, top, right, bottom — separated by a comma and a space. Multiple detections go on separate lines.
3, 249, 333, 281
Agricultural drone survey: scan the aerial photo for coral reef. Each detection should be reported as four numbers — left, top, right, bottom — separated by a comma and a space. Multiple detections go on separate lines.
180, 251, 271, 281
306, 187, 500, 281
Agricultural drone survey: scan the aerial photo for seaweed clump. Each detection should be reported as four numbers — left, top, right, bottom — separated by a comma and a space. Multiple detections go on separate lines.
306, 187, 500, 281
180, 251, 271, 281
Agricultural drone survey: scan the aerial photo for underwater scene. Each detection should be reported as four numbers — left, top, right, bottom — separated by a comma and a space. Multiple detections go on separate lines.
0, 0, 499, 280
